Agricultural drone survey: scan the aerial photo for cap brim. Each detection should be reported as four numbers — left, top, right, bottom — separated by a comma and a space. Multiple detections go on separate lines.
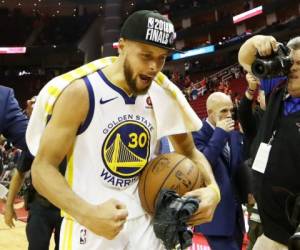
124, 37, 184, 53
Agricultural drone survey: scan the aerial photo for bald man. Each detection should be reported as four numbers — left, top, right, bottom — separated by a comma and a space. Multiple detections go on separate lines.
192, 92, 245, 250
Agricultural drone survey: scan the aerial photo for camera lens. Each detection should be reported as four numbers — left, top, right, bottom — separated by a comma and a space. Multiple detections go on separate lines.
252, 58, 283, 78
251, 44, 293, 78
251, 59, 270, 78
255, 64, 264, 75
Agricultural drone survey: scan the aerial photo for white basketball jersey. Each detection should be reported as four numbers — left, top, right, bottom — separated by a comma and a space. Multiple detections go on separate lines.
64, 70, 158, 219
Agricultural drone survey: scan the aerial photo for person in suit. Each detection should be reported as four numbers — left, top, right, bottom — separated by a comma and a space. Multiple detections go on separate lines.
0, 85, 28, 202
192, 92, 245, 250
0, 85, 28, 150
4, 96, 63, 250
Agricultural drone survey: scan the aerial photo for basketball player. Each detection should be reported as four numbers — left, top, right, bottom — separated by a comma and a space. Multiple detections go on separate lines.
29, 10, 220, 249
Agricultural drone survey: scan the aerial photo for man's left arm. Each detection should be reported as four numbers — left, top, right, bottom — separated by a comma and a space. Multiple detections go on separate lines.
169, 133, 220, 224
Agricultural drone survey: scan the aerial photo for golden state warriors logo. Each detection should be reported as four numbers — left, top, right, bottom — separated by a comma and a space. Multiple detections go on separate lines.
102, 121, 150, 178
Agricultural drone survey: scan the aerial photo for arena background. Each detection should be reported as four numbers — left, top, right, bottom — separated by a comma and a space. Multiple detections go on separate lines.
0, 0, 299, 249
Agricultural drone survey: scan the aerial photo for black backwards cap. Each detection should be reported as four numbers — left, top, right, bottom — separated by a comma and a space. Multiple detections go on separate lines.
120, 10, 181, 52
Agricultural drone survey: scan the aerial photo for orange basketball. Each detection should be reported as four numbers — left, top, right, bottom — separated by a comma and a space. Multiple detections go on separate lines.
138, 152, 204, 217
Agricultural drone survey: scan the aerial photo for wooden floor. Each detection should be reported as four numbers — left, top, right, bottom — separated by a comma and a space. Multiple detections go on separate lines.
0, 207, 55, 250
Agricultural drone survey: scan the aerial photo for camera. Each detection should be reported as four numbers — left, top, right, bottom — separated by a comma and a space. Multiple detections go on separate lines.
251, 43, 293, 78
169, 195, 199, 220
289, 225, 300, 250
153, 189, 199, 250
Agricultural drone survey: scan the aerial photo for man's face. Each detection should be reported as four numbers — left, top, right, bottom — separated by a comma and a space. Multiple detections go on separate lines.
288, 49, 300, 97
209, 98, 234, 125
121, 40, 169, 95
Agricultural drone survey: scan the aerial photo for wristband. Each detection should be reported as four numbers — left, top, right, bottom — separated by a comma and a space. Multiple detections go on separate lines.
207, 183, 221, 202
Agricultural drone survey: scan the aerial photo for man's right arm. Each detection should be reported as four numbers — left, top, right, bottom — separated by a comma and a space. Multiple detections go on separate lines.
31, 80, 128, 239
4, 169, 25, 228
238, 73, 260, 139
31, 80, 88, 220
4, 149, 34, 228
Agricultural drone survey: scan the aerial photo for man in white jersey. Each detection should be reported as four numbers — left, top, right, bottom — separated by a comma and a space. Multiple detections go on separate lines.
29, 10, 220, 250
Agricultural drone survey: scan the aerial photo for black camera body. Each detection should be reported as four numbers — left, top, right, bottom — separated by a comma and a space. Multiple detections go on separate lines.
251, 43, 293, 78
153, 189, 199, 250
289, 225, 300, 250
169, 195, 199, 219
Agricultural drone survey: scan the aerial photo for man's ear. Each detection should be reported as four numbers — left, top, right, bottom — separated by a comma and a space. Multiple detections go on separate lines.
207, 109, 212, 116
118, 38, 125, 55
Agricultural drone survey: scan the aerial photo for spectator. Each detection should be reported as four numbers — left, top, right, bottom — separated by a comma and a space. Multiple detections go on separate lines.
0, 85, 28, 203
190, 81, 199, 100
192, 92, 245, 250
0, 85, 28, 150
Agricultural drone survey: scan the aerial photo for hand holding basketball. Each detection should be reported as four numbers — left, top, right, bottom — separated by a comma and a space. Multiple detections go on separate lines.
184, 184, 220, 226
138, 152, 204, 215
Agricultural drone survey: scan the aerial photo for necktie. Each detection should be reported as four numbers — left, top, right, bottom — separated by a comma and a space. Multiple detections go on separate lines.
223, 143, 230, 164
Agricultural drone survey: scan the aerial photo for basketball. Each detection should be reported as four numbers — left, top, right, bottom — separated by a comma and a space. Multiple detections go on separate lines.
138, 152, 204, 217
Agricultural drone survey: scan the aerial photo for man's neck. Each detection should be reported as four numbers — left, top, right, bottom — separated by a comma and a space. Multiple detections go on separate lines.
101, 59, 132, 96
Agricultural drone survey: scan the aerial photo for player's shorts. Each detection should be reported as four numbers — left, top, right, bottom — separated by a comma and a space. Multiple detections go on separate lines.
59, 214, 165, 250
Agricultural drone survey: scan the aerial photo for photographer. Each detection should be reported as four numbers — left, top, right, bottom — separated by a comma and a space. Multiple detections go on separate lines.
238, 35, 300, 250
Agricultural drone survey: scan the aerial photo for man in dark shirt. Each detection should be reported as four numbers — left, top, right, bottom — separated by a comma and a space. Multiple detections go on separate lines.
239, 35, 300, 250
238, 73, 265, 157
5, 151, 63, 250
238, 72, 265, 250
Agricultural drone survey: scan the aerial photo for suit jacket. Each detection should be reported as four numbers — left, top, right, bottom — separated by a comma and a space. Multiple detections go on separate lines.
192, 120, 245, 236
0, 85, 28, 150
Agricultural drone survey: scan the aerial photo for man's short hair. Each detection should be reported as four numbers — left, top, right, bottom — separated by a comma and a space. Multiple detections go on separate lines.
287, 37, 300, 50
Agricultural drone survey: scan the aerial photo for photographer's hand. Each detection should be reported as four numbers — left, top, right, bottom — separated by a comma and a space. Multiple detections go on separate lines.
238, 35, 279, 73
252, 35, 278, 57
246, 73, 260, 90
245, 73, 260, 100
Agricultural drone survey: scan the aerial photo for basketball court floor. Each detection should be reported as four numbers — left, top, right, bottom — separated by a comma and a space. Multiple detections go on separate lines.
0, 200, 55, 249
0, 199, 248, 250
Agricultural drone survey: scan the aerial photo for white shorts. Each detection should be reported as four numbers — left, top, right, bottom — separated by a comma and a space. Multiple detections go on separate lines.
59, 214, 165, 250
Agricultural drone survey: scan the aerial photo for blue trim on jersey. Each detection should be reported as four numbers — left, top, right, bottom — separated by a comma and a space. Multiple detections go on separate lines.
77, 76, 95, 135
97, 70, 136, 104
